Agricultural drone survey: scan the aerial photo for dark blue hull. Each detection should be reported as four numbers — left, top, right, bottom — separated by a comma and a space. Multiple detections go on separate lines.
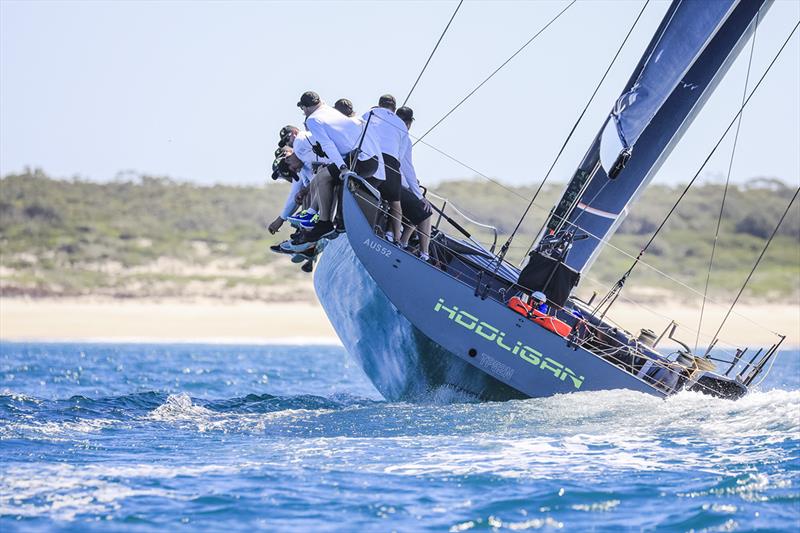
314, 236, 526, 401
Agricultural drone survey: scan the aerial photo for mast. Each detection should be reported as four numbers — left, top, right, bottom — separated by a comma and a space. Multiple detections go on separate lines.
537, 0, 773, 274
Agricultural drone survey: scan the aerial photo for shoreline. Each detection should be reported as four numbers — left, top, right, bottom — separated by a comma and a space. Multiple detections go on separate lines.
1, 297, 797, 349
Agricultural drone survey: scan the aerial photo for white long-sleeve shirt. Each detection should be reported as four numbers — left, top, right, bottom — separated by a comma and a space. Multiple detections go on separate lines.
279, 178, 305, 220
305, 104, 384, 179
361, 107, 408, 160
399, 134, 424, 199
292, 130, 329, 184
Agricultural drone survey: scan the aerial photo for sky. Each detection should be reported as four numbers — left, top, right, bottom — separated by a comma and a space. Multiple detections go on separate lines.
1, 0, 798, 190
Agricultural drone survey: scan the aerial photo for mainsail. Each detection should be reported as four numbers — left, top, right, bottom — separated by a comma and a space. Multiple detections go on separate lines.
539, 0, 772, 274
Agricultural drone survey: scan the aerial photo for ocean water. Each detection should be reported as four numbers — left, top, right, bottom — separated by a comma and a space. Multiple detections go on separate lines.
0, 342, 798, 532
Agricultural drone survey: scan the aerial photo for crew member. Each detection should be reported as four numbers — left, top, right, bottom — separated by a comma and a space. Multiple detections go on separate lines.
267, 146, 303, 234
396, 106, 433, 262
532, 291, 549, 314
268, 126, 327, 234
293, 91, 385, 245
362, 94, 408, 243
334, 98, 355, 117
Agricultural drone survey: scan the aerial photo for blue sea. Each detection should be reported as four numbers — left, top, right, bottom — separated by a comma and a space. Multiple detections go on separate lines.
0, 342, 798, 531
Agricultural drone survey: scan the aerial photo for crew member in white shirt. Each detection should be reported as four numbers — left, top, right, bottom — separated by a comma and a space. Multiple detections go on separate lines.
334, 98, 355, 117
293, 91, 384, 245
267, 147, 304, 235
395, 106, 433, 262
268, 126, 328, 234
362, 94, 408, 243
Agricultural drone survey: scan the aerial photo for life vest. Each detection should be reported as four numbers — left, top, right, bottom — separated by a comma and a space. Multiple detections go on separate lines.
507, 296, 572, 338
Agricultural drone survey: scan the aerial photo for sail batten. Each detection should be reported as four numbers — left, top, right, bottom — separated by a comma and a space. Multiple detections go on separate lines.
539, 0, 772, 275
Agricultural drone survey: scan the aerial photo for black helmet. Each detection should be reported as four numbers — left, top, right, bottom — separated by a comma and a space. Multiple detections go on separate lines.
279, 125, 296, 138
396, 106, 414, 123
278, 125, 298, 148
271, 156, 298, 181
334, 98, 355, 117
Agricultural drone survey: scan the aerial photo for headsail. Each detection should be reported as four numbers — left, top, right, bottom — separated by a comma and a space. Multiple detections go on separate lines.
539, 0, 772, 274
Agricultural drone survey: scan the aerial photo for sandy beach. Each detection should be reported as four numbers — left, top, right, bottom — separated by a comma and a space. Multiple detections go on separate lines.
0, 298, 338, 344
1, 297, 797, 349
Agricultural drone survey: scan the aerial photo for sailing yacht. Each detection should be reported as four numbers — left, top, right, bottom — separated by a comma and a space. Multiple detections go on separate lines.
314, 0, 790, 402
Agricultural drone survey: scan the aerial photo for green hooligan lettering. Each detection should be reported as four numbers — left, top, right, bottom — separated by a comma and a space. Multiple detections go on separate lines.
540, 357, 564, 379
519, 346, 542, 366
496, 332, 514, 352
561, 367, 585, 389
455, 311, 479, 330
475, 322, 498, 341
432, 297, 586, 390
433, 298, 458, 320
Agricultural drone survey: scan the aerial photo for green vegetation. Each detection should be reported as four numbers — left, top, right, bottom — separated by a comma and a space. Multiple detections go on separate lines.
433, 177, 799, 302
1, 169, 797, 302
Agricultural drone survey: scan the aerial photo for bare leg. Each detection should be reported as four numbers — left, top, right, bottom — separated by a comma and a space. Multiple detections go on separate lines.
308, 179, 320, 212
400, 226, 416, 247
389, 201, 402, 239
417, 216, 432, 257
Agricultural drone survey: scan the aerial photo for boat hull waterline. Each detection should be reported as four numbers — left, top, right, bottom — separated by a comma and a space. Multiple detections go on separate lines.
314, 236, 525, 402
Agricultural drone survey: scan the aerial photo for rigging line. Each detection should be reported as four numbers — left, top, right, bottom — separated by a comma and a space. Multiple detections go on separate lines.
524, 157, 613, 264
350, 102, 532, 202
751, 346, 781, 388
412, 0, 577, 147
496, 0, 651, 270
343, 114, 535, 218
402, 0, 464, 108
383, 120, 785, 335
412, 137, 528, 201
354, 186, 750, 372
521, 0, 651, 257
695, 8, 761, 352
350, 193, 744, 398
565, 173, 613, 232
366, 105, 783, 337
579, 268, 758, 358
411, 131, 780, 334
598, 19, 800, 313
370, 188, 767, 390
708, 186, 800, 346
426, 191, 499, 233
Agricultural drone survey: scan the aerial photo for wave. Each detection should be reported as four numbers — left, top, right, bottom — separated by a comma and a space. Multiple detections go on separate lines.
2, 387, 797, 444
0, 461, 237, 521
2, 390, 797, 526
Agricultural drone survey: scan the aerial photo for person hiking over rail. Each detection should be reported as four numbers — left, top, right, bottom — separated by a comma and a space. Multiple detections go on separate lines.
291, 91, 384, 247
268, 124, 333, 233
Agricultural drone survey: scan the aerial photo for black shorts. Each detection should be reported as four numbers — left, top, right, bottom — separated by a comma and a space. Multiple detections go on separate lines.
353, 154, 379, 178
378, 153, 402, 202
328, 151, 379, 180
400, 188, 432, 225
